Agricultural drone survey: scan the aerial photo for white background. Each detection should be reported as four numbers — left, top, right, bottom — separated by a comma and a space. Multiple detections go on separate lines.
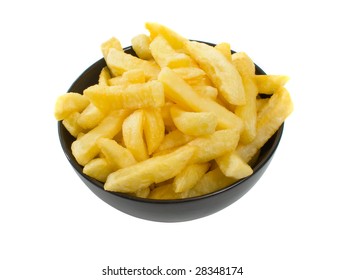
1, 0, 343, 279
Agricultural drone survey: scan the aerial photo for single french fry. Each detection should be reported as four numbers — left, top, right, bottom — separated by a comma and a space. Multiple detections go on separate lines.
98, 67, 112, 86
172, 67, 207, 81
170, 105, 217, 136
106, 48, 160, 80
185, 41, 245, 106
108, 68, 146, 86
232, 52, 255, 77
134, 187, 151, 198
255, 75, 289, 94
149, 183, 185, 200
77, 103, 105, 130
155, 129, 194, 153
62, 112, 84, 138
145, 22, 188, 51
150, 35, 193, 68
143, 108, 165, 155
97, 138, 137, 170
54, 92, 90, 121
233, 52, 258, 143
83, 158, 113, 183
236, 87, 293, 162
122, 69, 145, 83
158, 67, 243, 131
131, 34, 153, 60
216, 151, 253, 179
192, 85, 218, 99
122, 110, 148, 162
187, 167, 237, 198
188, 128, 241, 164
84, 80, 165, 112
101, 37, 123, 59
104, 145, 196, 193
173, 162, 210, 193
215, 42, 232, 62
71, 110, 130, 166
172, 67, 212, 87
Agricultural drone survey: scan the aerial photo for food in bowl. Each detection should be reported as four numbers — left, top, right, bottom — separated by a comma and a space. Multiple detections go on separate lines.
55, 22, 293, 201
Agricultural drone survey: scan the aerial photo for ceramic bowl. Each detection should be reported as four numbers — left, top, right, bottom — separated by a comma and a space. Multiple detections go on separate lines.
58, 43, 284, 222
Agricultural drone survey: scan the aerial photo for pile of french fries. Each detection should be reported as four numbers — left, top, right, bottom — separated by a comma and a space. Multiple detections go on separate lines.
55, 22, 293, 200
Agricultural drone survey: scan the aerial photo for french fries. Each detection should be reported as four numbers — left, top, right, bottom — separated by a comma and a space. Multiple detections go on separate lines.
84, 81, 165, 112
55, 22, 293, 200
232, 52, 258, 144
170, 105, 217, 136
158, 67, 243, 130
185, 41, 246, 106
131, 34, 153, 60
150, 35, 193, 68
104, 145, 196, 193
143, 108, 165, 155
122, 110, 149, 162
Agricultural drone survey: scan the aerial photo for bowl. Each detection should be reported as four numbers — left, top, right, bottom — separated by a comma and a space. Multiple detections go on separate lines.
58, 43, 284, 222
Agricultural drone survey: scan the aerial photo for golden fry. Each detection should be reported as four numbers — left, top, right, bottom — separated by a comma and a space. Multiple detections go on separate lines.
185, 41, 245, 106
104, 145, 196, 193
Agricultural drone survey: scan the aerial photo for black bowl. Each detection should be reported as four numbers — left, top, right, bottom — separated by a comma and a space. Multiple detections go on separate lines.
58, 43, 284, 222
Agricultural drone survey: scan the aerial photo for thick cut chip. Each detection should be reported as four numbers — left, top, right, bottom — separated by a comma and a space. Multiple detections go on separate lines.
215, 42, 232, 62
108, 69, 145, 86
71, 110, 129, 166
170, 105, 217, 136
106, 48, 160, 80
187, 167, 237, 198
84, 81, 164, 112
104, 145, 196, 193
185, 41, 245, 106
149, 184, 186, 200
122, 110, 148, 162
97, 138, 137, 170
54, 92, 90, 120
150, 35, 193, 68
172, 67, 212, 87
108, 69, 146, 86
77, 103, 105, 130
232, 52, 255, 77
188, 129, 241, 164
172, 67, 207, 80
192, 85, 218, 99
145, 22, 187, 51
101, 37, 123, 59
98, 67, 111, 86
236, 87, 294, 162
131, 34, 153, 60
234, 76, 258, 144
216, 151, 253, 179
143, 108, 165, 155
232, 52, 258, 143
134, 187, 151, 198
122, 69, 146, 83
155, 129, 194, 153
255, 75, 290, 94
158, 67, 243, 131
62, 112, 84, 138
83, 158, 113, 183
173, 162, 210, 193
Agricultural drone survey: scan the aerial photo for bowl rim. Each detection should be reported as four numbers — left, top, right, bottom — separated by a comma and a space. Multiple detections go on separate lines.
58, 42, 284, 205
